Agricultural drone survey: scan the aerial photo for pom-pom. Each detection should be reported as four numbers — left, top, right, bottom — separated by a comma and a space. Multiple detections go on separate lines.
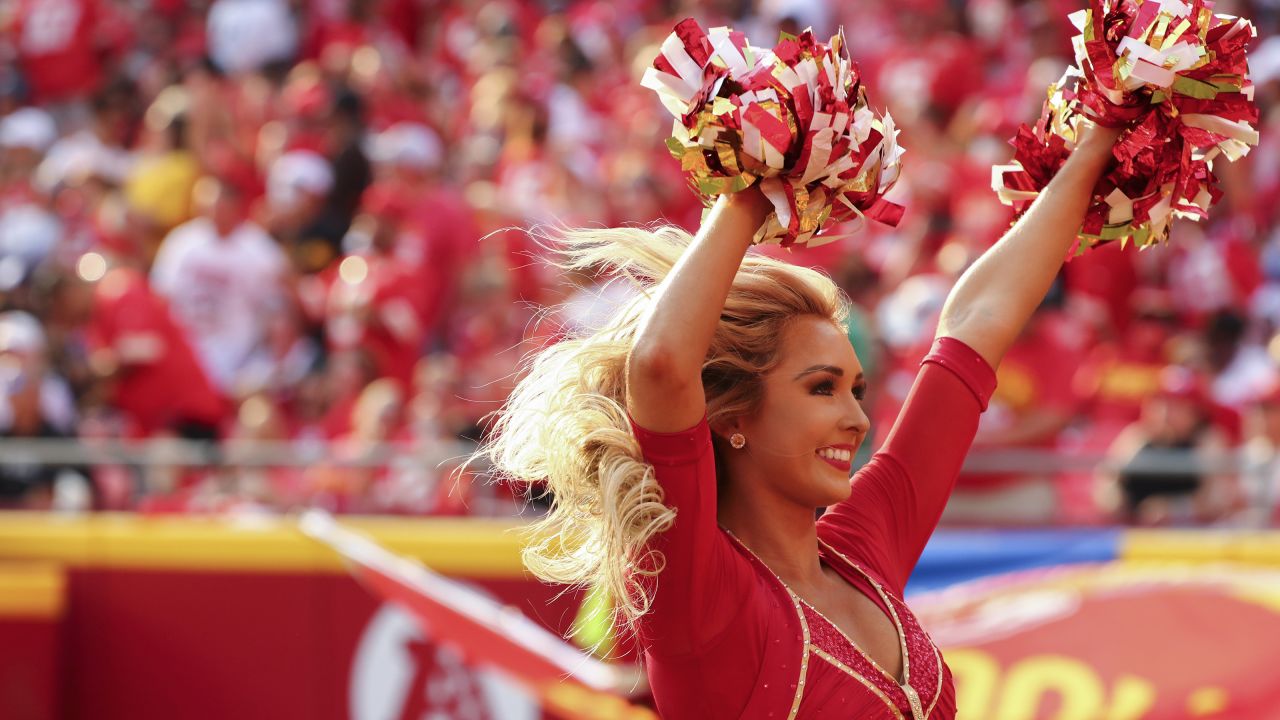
993, 0, 1259, 253
641, 19, 904, 247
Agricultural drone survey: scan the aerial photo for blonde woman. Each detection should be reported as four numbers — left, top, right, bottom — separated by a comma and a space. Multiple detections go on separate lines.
483, 122, 1120, 718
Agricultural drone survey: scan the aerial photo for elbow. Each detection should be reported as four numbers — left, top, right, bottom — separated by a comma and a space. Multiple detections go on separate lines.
936, 304, 1018, 369
627, 346, 700, 390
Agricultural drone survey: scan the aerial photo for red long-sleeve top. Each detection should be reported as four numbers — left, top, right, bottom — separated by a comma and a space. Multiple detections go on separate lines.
627, 336, 996, 719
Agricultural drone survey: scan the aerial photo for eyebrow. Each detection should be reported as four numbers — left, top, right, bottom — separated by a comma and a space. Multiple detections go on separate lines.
794, 365, 865, 381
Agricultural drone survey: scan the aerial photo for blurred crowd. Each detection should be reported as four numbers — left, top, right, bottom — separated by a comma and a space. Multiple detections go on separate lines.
0, 0, 1279, 525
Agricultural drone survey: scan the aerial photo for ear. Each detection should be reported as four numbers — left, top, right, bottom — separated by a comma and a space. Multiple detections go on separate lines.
709, 416, 744, 442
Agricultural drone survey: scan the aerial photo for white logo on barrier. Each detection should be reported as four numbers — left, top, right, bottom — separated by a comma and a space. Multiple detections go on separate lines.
350, 603, 539, 720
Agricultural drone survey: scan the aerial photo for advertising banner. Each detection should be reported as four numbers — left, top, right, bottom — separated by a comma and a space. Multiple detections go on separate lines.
915, 563, 1280, 719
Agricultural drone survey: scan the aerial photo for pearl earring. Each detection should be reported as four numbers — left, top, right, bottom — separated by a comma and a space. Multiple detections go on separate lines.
730, 433, 746, 449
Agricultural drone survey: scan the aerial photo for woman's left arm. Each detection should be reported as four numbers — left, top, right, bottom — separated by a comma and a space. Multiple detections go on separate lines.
937, 123, 1122, 368
819, 124, 1122, 590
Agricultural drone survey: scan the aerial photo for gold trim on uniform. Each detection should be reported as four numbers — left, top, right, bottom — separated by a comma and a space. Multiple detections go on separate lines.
785, 587, 811, 720
810, 646, 906, 720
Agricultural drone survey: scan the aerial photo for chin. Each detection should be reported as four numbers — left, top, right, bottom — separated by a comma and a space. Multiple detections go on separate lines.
814, 482, 852, 509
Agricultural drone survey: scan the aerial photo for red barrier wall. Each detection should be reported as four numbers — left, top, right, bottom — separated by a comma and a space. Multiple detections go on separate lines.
0, 514, 619, 720
0, 564, 63, 720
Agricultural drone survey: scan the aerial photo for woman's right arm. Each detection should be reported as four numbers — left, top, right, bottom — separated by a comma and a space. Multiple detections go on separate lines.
626, 189, 772, 431
623, 189, 771, 658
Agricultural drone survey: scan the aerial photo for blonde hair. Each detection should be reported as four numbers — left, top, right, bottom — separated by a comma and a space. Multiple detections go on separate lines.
477, 225, 846, 630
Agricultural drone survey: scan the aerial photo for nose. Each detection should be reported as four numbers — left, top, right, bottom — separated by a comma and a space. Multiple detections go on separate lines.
842, 394, 871, 437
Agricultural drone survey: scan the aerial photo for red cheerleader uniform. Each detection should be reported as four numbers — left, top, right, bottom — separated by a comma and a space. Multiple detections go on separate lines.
627, 336, 996, 719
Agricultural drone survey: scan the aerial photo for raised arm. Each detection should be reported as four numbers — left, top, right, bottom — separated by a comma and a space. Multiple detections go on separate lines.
938, 123, 1122, 368
626, 190, 771, 432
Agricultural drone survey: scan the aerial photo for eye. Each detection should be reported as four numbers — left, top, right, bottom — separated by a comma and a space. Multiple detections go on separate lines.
811, 380, 835, 396
853, 383, 867, 401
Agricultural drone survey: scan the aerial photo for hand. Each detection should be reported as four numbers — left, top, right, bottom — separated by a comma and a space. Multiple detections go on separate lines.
720, 183, 773, 225
1074, 118, 1123, 155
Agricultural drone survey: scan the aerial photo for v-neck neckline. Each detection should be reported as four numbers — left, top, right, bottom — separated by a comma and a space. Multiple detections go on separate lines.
721, 529, 912, 688
813, 539, 911, 686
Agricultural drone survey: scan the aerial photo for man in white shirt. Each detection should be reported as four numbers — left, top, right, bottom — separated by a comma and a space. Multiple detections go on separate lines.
151, 171, 289, 397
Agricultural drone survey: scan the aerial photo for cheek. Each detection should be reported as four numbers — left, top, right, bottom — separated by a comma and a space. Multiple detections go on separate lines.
756, 392, 834, 453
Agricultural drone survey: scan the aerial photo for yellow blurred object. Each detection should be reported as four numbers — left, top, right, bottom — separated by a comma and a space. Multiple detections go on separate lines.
124, 150, 201, 230
571, 581, 617, 659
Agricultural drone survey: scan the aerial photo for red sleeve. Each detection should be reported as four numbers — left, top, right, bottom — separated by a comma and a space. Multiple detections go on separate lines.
91, 284, 168, 365
627, 413, 756, 657
817, 336, 996, 595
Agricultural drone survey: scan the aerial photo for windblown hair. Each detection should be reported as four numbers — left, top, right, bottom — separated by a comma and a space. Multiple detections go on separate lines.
476, 225, 846, 630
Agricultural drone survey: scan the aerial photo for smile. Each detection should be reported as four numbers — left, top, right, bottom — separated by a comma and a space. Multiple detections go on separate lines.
816, 445, 854, 472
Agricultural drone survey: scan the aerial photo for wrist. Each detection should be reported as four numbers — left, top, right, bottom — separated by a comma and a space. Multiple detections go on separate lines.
1074, 123, 1122, 157
1068, 133, 1120, 178
720, 185, 773, 225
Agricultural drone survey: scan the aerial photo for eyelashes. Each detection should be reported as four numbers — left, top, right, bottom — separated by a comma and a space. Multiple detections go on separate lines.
811, 379, 867, 401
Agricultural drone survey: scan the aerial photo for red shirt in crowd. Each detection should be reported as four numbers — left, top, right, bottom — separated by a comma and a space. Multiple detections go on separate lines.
86, 267, 225, 437
628, 337, 996, 719
404, 186, 480, 338
12, 0, 104, 103
325, 252, 426, 389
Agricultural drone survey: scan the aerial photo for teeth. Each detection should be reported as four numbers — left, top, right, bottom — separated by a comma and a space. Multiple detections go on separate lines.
817, 448, 851, 462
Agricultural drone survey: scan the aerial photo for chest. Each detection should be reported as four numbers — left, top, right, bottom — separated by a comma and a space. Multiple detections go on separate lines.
180, 248, 275, 299
807, 585, 904, 682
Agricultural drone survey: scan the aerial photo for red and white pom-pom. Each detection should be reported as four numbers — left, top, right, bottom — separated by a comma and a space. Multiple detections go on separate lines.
993, 0, 1259, 253
641, 19, 904, 247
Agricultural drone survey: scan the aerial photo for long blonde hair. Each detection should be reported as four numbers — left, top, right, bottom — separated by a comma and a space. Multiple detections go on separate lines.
477, 225, 846, 629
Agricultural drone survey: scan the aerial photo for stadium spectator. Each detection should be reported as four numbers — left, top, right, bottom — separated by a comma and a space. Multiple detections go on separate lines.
1243, 384, 1280, 525
1099, 367, 1240, 526
0, 310, 81, 508
10, 0, 112, 107
0, 107, 57, 208
35, 77, 137, 194
263, 148, 338, 271
319, 184, 427, 389
150, 162, 290, 398
73, 249, 225, 440
368, 121, 478, 346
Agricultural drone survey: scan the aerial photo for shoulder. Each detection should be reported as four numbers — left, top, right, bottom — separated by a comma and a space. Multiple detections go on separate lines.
96, 267, 145, 303
627, 412, 712, 466
233, 224, 287, 263
160, 218, 212, 250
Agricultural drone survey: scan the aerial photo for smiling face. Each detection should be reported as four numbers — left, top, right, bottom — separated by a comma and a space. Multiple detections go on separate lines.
719, 315, 872, 509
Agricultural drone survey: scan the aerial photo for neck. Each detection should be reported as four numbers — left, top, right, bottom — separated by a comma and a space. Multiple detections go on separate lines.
718, 485, 825, 593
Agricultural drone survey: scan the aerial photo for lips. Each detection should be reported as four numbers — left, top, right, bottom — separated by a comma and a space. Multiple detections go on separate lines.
816, 445, 855, 473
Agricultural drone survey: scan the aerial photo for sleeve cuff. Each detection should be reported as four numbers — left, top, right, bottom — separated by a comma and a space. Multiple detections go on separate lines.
627, 413, 713, 465
921, 336, 997, 411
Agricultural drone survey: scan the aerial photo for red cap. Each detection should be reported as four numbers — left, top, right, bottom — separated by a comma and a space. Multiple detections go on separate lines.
206, 148, 264, 201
